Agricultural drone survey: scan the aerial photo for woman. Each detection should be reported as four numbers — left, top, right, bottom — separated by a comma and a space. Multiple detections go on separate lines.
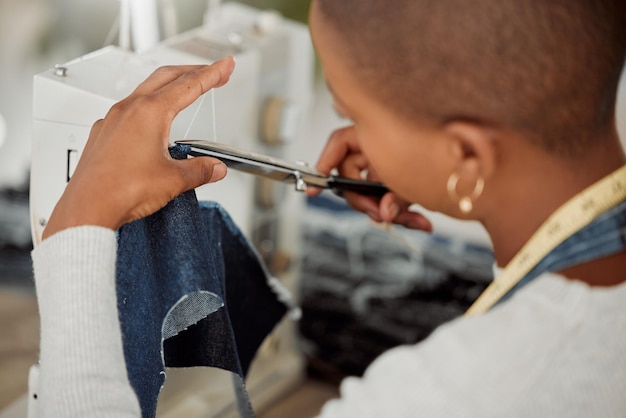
33, 0, 626, 416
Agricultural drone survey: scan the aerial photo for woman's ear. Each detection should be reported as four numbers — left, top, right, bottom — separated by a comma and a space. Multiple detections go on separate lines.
444, 120, 497, 182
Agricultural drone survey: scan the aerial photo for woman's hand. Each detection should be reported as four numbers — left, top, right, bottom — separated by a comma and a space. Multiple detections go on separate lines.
308, 126, 432, 231
42, 58, 236, 240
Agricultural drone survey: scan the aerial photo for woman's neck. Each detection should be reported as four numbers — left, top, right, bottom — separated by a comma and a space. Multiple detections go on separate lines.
481, 133, 626, 285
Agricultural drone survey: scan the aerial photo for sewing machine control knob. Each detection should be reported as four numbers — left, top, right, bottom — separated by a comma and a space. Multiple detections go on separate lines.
261, 97, 301, 145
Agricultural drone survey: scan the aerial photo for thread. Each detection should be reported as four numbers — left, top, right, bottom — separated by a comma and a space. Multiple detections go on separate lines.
211, 88, 217, 140
372, 221, 425, 258
183, 89, 217, 140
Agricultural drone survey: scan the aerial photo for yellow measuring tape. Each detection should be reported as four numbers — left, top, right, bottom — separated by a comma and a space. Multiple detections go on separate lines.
465, 164, 626, 316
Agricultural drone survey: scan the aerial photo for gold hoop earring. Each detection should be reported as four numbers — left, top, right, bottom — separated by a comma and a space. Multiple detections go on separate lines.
447, 173, 484, 214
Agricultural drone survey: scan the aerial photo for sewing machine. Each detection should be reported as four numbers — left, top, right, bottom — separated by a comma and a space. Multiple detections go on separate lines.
30, 2, 313, 416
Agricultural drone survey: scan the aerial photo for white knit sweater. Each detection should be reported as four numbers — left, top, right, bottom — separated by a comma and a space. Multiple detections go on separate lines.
32, 226, 626, 417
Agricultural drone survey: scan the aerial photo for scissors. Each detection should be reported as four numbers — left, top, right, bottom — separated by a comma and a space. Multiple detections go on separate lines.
175, 139, 389, 198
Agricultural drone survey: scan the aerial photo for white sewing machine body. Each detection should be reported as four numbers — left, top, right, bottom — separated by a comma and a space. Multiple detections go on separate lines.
30, 3, 313, 417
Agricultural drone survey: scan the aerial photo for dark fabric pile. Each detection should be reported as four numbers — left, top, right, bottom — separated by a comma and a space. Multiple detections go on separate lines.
298, 195, 493, 379
0, 185, 33, 291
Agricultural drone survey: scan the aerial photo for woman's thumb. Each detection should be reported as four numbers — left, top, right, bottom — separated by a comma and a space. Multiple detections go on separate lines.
177, 157, 228, 191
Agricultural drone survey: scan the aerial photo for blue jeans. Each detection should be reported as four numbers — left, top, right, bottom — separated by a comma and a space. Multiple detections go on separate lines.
500, 198, 626, 303
115, 145, 288, 418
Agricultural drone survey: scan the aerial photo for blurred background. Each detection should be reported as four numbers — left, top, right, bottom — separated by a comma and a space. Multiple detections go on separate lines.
1, 1, 625, 417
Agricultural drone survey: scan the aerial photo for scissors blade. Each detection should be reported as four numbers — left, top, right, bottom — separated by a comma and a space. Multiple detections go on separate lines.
175, 139, 327, 187
174, 140, 389, 196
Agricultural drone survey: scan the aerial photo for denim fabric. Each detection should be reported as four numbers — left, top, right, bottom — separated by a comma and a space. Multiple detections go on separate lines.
499, 199, 626, 304
115, 145, 288, 418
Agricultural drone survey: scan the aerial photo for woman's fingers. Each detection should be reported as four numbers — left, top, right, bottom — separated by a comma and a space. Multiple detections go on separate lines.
307, 124, 432, 232
130, 65, 211, 96
394, 210, 433, 231
130, 57, 234, 97
306, 126, 368, 196
338, 152, 369, 179
315, 126, 361, 175
173, 156, 228, 194
378, 193, 433, 231
153, 57, 235, 118
343, 192, 383, 220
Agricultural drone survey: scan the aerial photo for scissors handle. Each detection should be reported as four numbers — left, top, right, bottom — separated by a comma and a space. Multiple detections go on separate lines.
327, 177, 389, 198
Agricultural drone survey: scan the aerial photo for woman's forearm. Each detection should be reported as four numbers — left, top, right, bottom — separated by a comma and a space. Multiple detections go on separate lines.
32, 226, 140, 418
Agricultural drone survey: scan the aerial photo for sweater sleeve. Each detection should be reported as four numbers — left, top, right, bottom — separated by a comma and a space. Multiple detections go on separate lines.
32, 226, 141, 418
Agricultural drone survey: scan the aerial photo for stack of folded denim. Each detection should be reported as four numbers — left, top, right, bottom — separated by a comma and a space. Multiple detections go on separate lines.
298, 194, 493, 378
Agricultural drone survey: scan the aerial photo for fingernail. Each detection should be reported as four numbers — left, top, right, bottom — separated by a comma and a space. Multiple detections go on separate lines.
389, 203, 400, 220
210, 163, 227, 182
